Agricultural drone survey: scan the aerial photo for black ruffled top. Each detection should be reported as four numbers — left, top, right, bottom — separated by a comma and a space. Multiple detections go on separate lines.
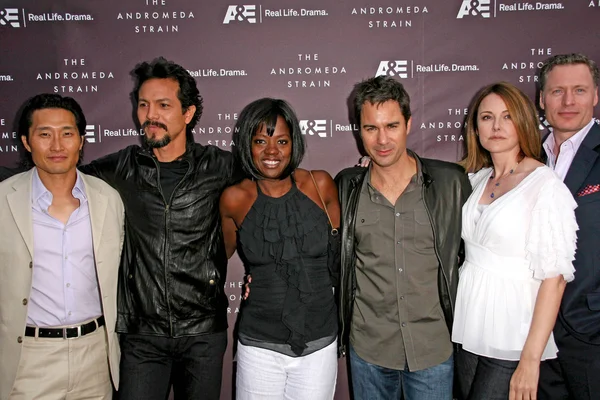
237, 178, 338, 356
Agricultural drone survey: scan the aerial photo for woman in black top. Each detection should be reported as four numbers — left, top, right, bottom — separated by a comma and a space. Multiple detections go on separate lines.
220, 98, 340, 399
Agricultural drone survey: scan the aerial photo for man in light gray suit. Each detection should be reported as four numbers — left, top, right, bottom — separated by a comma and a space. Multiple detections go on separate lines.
0, 94, 124, 399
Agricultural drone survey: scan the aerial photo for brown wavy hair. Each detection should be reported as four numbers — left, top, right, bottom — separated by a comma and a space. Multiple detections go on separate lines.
462, 82, 542, 173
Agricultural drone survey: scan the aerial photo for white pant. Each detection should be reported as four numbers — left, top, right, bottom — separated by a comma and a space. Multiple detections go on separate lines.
236, 340, 338, 400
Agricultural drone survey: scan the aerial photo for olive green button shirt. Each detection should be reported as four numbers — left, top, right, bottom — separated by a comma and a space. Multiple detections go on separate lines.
350, 159, 452, 371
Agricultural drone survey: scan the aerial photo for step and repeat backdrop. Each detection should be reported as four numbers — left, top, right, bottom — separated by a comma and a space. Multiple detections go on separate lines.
1, 0, 599, 398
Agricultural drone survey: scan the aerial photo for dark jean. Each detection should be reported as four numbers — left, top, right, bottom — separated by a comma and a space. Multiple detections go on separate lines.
349, 345, 453, 400
538, 322, 600, 400
455, 347, 519, 400
117, 331, 227, 400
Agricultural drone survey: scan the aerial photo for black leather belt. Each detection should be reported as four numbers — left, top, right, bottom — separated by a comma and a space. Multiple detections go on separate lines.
25, 316, 105, 339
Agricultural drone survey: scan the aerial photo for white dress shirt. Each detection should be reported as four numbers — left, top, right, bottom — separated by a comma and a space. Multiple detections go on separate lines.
543, 119, 595, 180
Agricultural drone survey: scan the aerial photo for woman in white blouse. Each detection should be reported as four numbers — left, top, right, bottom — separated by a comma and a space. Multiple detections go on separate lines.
452, 82, 578, 400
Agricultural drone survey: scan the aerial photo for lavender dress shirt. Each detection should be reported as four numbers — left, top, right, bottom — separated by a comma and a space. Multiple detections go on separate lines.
27, 168, 103, 327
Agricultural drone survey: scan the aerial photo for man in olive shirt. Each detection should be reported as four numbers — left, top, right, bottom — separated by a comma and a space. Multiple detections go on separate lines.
336, 76, 471, 399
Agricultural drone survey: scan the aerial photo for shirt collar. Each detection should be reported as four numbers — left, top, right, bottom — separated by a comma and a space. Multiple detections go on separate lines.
362, 150, 423, 196
543, 119, 595, 158
411, 150, 425, 185
32, 168, 88, 208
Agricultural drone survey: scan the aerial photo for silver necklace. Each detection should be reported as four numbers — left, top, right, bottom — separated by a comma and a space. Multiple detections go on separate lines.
489, 161, 520, 199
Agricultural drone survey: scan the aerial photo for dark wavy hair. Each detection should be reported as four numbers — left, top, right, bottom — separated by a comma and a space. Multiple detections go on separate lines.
233, 98, 305, 180
131, 56, 203, 143
353, 76, 412, 125
18, 93, 87, 166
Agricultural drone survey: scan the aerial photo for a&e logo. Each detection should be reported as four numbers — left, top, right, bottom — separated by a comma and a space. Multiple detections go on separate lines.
300, 120, 328, 138
376, 61, 409, 78
223, 5, 257, 24
456, 0, 492, 18
85, 125, 97, 144
0, 8, 21, 28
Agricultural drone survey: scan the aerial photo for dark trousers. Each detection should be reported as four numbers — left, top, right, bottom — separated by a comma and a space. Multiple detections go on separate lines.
538, 322, 600, 400
117, 331, 227, 400
456, 347, 518, 400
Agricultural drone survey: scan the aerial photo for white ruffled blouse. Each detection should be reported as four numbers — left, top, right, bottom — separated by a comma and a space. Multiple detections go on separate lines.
452, 166, 578, 361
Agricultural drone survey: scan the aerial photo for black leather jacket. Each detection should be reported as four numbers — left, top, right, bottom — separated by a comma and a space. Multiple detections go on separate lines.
80, 143, 235, 337
334, 154, 471, 355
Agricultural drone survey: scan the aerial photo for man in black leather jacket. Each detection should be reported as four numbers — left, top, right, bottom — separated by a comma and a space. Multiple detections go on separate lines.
335, 76, 471, 399
79, 57, 235, 399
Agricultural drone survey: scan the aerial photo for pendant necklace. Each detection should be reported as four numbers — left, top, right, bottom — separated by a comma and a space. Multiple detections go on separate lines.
489, 161, 520, 199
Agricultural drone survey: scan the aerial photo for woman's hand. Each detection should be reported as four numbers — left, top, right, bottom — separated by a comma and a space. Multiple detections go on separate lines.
510, 276, 566, 400
357, 156, 371, 167
509, 359, 540, 400
243, 275, 252, 300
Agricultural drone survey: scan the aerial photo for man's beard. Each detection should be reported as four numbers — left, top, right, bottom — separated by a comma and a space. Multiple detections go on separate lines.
143, 120, 171, 148
144, 134, 171, 149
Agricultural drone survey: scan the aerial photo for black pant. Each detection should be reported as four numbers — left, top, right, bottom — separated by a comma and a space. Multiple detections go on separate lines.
538, 322, 600, 400
117, 331, 227, 400
456, 347, 519, 400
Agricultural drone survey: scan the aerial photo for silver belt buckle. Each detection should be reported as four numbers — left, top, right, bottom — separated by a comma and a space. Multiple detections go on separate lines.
63, 325, 82, 340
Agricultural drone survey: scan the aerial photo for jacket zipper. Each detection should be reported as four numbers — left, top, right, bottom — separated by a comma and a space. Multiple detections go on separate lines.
339, 176, 361, 356
149, 154, 192, 337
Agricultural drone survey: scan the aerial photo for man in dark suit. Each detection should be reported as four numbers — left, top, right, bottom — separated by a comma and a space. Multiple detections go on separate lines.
538, 53, 600, 400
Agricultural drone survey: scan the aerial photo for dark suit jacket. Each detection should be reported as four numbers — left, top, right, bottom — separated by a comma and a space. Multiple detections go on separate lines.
555, 122, 600, 349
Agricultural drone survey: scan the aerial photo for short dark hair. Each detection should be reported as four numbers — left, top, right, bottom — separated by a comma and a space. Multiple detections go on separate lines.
17, 93, 87, 167
538, 53, 599, 91
132, 57, 203, 142
233, 98, 305, 180
353, 76, 412, 125
18, 93, 87, 140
